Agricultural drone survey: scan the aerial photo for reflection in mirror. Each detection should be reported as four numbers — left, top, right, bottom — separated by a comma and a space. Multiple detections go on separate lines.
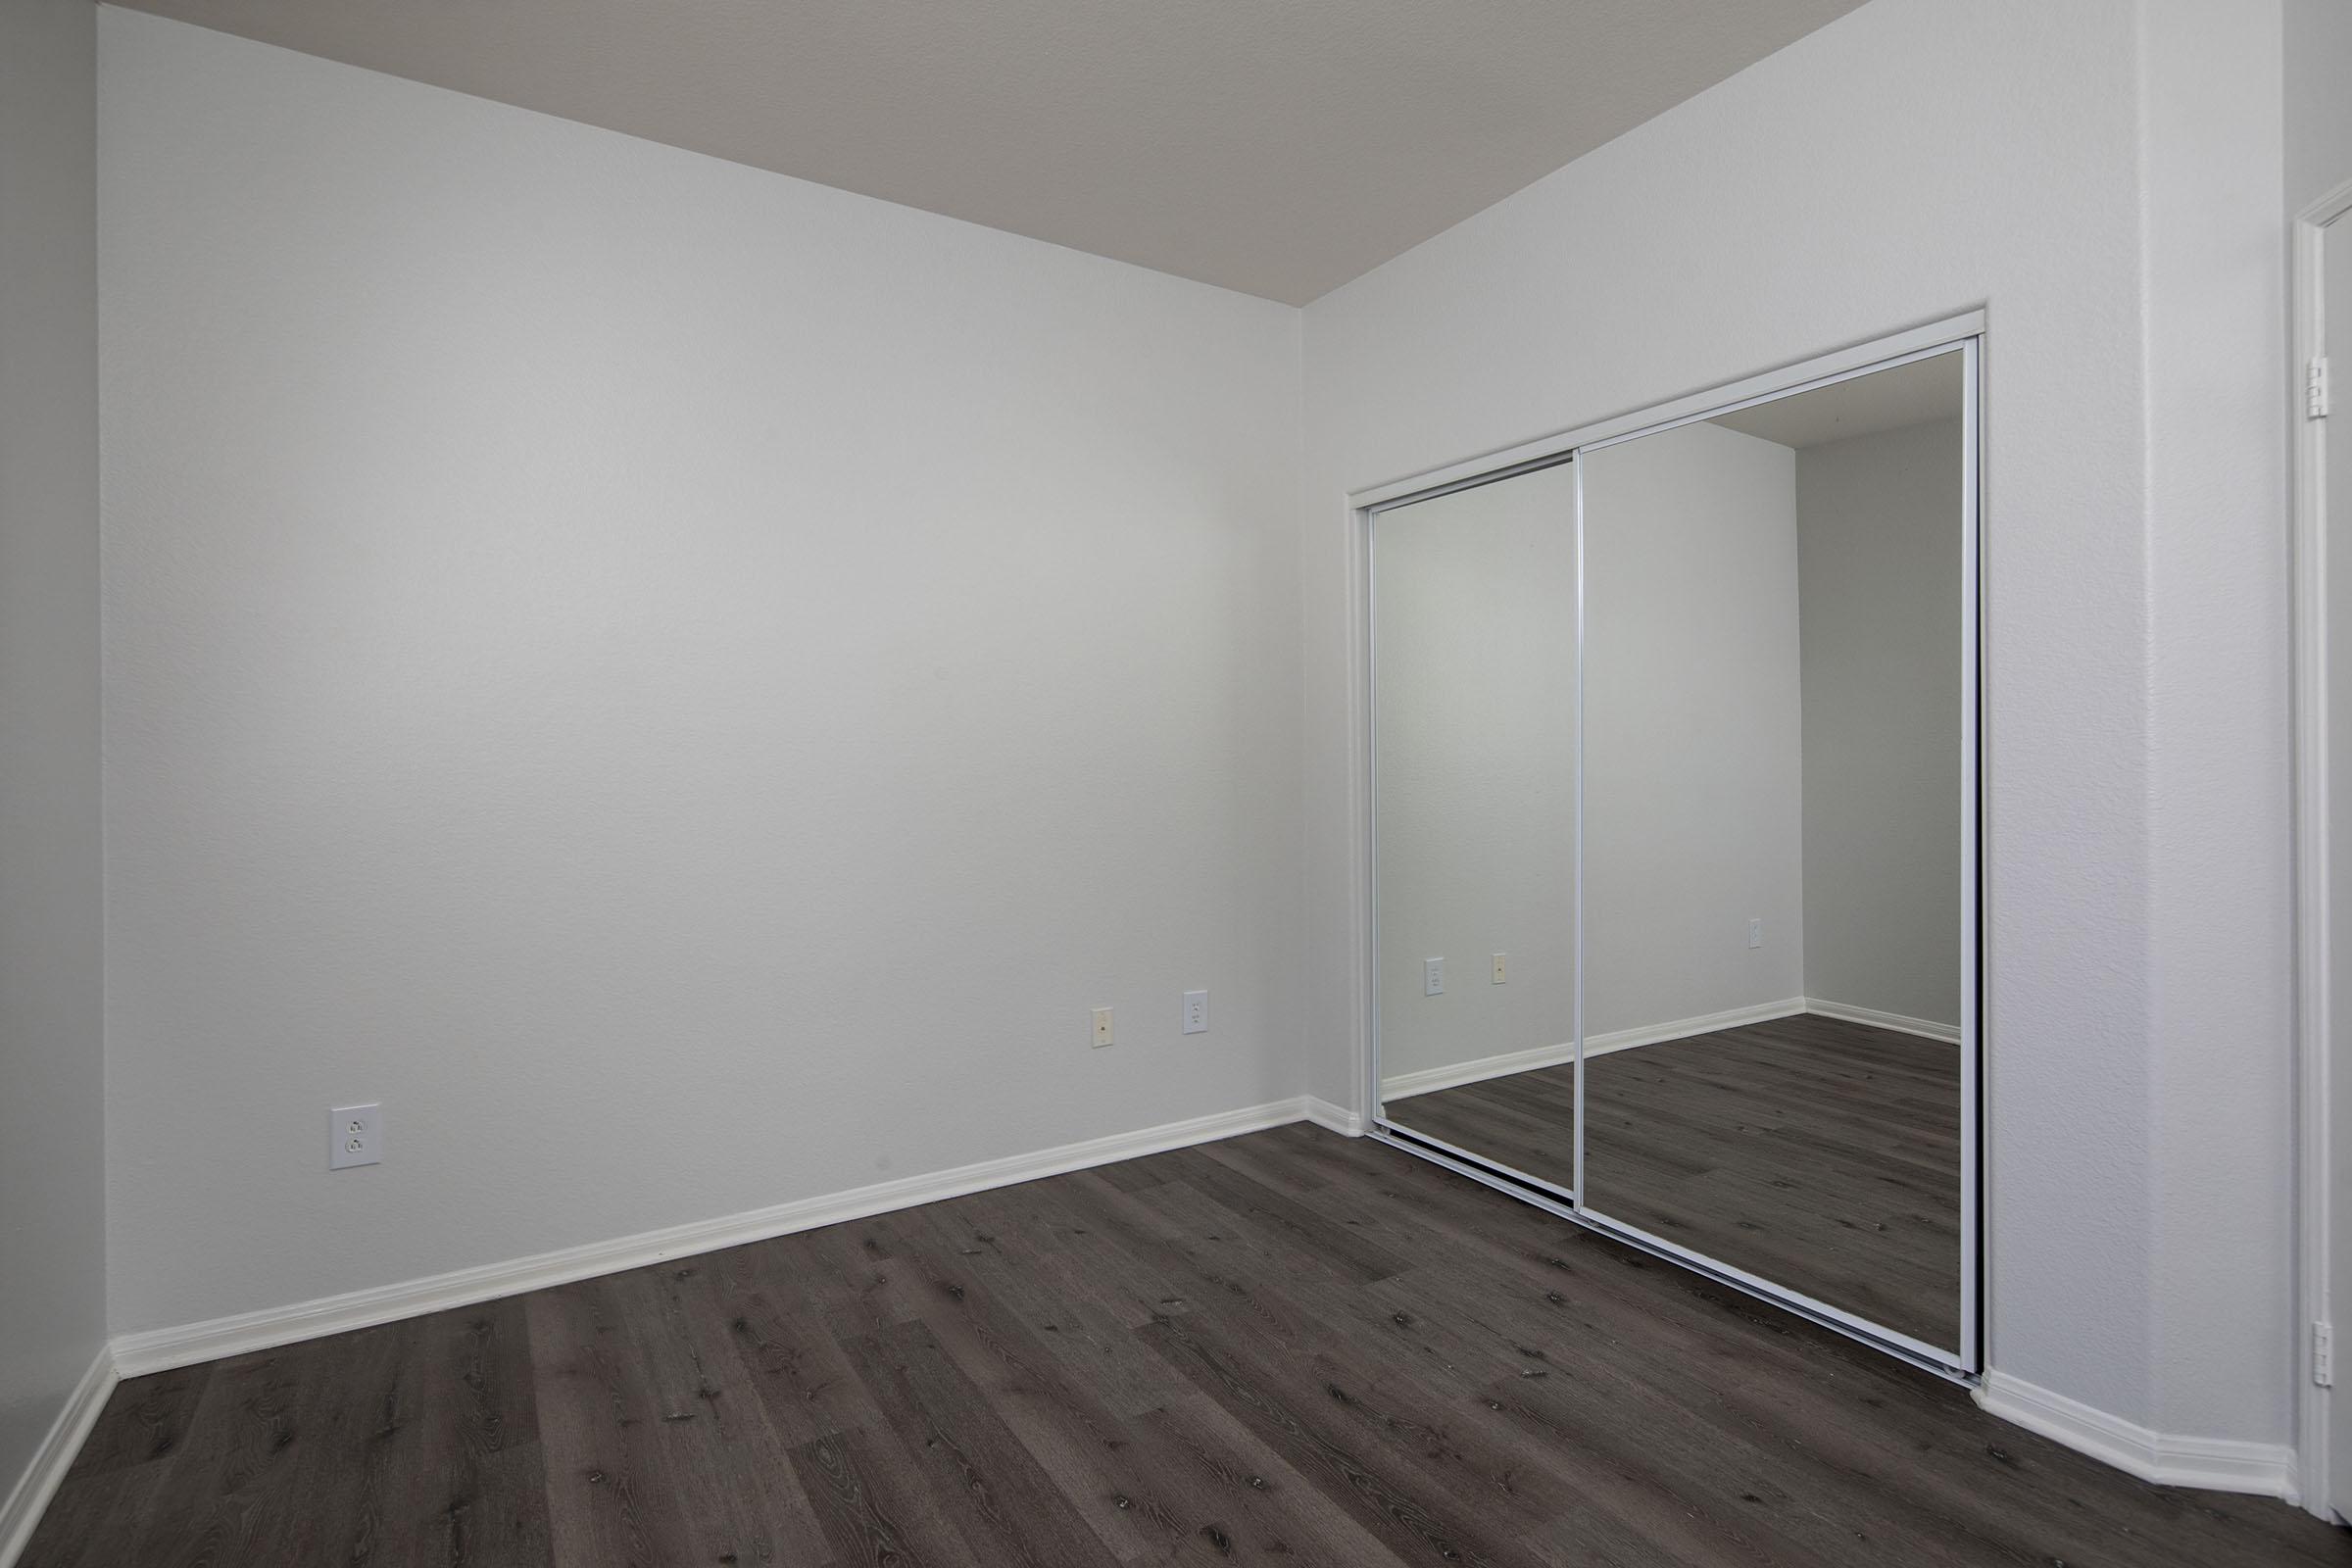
1580, 351, 1966, 1348
1373, 460, 1577, 1194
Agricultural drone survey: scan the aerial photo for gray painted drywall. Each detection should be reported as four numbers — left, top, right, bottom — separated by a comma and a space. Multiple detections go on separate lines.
1373, 464, 1578, 1089
98, 8, 1304, 1337
1795, 416, 1963, 1028
0, 0, 108, 1512
2285, 0, 2352, 216
2138, 0, 2291, 1446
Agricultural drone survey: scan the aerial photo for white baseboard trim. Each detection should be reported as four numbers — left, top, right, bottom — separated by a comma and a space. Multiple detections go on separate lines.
1975, 1371, 2299, 1501
1802, 997, 1962, 1044
1300, 1096, 1364, 1136
1379, 1040, 1576, 1102
0, 1344, 118, 1568
1379, 997, 1808, 1102
112, 1095, 1321, 1378
1588, 997, 1811, 1058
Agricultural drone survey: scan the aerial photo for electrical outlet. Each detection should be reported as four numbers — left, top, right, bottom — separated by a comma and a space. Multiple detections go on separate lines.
1747, 917, 1763, 950
1092, 1006, 1115, 1049
329, 1102, 382, 1169
1425, 957, 1445, 996
1182, 990, 1208, 1034
1492, 953, 1507, 984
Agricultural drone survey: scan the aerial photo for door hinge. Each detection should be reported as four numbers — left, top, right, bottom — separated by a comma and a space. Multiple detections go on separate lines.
2316, 1320, 2335, 1388
2312, 356, 2332, 419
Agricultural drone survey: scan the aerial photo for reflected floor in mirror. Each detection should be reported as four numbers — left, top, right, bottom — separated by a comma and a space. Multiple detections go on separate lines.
1389, 1011, 1960, 1348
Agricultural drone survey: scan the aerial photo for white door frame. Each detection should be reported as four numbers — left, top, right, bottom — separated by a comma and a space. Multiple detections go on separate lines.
2293, 173, 2352, 1523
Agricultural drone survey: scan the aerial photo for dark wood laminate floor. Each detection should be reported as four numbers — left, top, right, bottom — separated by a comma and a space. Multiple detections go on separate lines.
1389, 1013, 1962, 1346
24, 1122, 2338, 1567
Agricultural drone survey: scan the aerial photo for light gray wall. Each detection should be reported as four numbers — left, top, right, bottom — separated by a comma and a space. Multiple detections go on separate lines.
1582, 422, 1807, 1035
98, 8, 1304, 1338
1300, 0, 2292, 1446
2138, 0, 2290, 1446
1373, 463, 1577, 1087
1795, 417, 1962, 1027
2285, 0, 2352, 216
0, 0, 108, 1515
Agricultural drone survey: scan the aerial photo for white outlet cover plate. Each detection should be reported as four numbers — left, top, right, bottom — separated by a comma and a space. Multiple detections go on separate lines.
1182, 990, 1208, 1034
330, 1102, 382, 1169
1425, 957, 1445, 996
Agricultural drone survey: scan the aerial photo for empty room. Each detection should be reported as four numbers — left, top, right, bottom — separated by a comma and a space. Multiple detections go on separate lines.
5, 1, 2352, 1563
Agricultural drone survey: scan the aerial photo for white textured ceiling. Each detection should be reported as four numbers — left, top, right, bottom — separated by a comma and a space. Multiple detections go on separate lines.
109, 0, 1867, 304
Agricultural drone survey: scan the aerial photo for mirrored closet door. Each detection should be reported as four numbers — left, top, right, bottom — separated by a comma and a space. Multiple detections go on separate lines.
1373, 458, 1580, 1198
1368, 337, 1980, 1376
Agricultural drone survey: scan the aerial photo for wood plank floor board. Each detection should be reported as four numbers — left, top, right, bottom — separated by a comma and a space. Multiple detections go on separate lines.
695, 1235, 897, 1448
1135, 1307, 1538, 1568
910, 1193, 1188, 1415
273, 1317, 411, 1565
146, 1338, 323, 1568
843, 1317, 1127, 1567
1111, 1392, 1403, 1567
60, 1361, 210, 1481
1093, 1182, 1778, 1563
852, 1216, 1200, 1565
22, 1123, 2341, 1567
948, 1178, 1193, 1330
789, 1420, 987, 1568
376, 1300, 553, 1568
600, 1261, 836, 1567
526, 1278, 707, 1567
1142, 1146, 1417, 1284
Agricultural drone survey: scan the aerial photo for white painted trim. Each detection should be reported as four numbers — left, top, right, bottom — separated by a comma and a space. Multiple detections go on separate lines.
2292, 172, 2352, 1524
1380, 998, 1808, 1102
111, 1096, 1320, 1377
1976, 1371, 2299, 1501
1381, 1040, 1576, 1101
0, 1345, 118, 1568
1299, 1096, 1365, 1136
1801, 997, 1963, 1044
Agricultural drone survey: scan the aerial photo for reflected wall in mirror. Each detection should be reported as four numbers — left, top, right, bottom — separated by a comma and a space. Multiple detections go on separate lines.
1373, 460, 1577, 1194
1580, 350, 1968, 1351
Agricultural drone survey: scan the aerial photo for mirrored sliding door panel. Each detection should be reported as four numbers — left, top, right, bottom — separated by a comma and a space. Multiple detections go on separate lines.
1372, 459, 1578, 1195
1578, 349, 1972, 1354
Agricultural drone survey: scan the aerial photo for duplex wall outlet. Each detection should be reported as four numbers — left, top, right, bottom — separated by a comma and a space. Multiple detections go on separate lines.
1182, 990, 1208, 1034
1747, 917, 1763, 950
1424, 957, 1445, 996
1492, 953, 1507, 984
330, 1102, 382, 1169
1092, 1006, 1115, 1049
